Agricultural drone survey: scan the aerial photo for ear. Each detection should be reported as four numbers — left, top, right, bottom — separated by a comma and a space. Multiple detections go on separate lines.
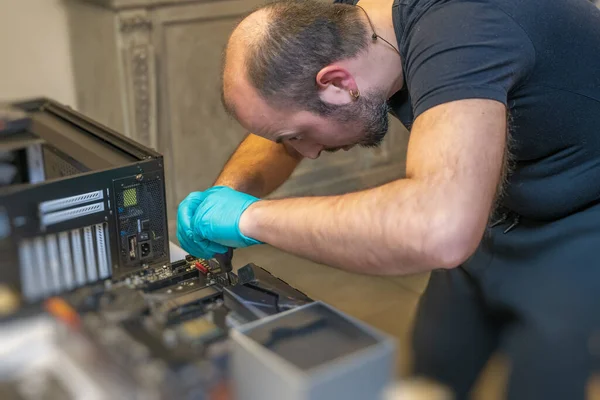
316, 65, 357, 105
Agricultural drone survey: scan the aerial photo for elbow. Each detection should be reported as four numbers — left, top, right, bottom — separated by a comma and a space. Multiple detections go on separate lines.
426, 216, 486, 270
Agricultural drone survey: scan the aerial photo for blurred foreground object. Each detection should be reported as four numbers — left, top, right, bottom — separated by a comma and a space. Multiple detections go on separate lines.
385, 378, 454, 400
231, 301, 396, 400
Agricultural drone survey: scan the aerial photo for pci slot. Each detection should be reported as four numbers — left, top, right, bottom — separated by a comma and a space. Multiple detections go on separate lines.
45, 234, 62, 293
18, 223, 112, 301
83, 226, 98, 282
41, 202, 105, 227
39, 190, 104, 213
18, 239, 37, 301
71, 229, 86, 287
32, 237, 49, 296
95, 223, 110, 279
58, 232, 75, 290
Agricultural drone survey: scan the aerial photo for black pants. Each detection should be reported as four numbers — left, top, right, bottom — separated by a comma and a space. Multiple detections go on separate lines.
411, 205, 600, 399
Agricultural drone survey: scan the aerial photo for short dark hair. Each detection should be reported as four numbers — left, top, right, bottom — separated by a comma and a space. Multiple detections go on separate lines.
244, 0, 369, 115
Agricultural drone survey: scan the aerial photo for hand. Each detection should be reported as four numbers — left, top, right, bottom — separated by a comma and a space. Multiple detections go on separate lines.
176, 191, 229, 259
190, 186, 263, 251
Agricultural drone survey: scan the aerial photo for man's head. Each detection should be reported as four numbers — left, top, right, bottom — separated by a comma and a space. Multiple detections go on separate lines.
222, 0, 393, 159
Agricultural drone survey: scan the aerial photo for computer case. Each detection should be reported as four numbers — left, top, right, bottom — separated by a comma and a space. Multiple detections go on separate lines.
0, 98, 170, 302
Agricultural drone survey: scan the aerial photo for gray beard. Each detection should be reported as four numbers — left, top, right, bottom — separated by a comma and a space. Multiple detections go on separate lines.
355, 97, 391, 148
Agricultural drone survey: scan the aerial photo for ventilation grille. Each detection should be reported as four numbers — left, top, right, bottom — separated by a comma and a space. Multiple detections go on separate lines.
41, 203, 105, 227
42, 146, 88, 180
39, 190, 104, 213
18, 223, 111, 302
123, 187, 137, 207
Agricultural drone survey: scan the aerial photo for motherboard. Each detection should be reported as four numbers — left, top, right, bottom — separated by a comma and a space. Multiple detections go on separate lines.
0, 255, 312, 400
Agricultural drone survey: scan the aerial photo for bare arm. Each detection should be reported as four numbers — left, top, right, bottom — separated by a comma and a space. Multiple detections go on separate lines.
238, 99, 507, 275
214, 133, 303, 198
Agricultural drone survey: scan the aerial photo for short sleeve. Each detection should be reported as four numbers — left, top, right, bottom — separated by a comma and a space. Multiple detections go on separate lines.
403, 2, 536, 119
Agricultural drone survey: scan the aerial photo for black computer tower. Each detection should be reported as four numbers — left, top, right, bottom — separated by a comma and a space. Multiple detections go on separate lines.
0, 98, 170, 302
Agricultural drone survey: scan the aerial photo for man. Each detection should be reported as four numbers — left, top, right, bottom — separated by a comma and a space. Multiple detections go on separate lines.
177, 0, 600, 397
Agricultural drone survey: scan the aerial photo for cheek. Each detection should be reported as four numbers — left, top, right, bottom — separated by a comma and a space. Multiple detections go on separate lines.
309, 122, 360, 146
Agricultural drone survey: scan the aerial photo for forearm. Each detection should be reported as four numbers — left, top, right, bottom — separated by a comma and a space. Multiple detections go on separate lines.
239, 178, 482, 276
214, 133, 303, 198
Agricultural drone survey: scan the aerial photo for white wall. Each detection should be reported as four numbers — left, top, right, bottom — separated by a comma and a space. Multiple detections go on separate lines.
0, 0, 76, 107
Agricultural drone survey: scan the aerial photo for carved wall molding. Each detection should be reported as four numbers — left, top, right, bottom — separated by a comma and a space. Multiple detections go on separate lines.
119, 15, 152, 33
129, 45, 153, 147
117, 10, 158, 149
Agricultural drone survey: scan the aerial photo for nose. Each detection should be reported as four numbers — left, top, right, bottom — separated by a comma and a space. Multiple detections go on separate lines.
288, 140, 323, 159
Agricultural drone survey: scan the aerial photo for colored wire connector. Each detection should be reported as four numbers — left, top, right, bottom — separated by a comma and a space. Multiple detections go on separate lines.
195, 261, 208, 274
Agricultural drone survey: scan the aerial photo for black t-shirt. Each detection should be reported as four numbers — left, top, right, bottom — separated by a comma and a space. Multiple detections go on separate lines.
334, 0, 600, 221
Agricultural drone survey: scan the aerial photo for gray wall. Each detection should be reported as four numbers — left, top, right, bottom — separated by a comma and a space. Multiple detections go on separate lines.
0, 0, 77, 106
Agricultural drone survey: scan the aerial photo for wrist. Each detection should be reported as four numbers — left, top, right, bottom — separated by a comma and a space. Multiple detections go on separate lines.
212, 179, 235, 190
238, 200, 264, 240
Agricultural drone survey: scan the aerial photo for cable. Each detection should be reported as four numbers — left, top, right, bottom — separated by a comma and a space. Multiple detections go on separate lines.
356, 5, 402, 57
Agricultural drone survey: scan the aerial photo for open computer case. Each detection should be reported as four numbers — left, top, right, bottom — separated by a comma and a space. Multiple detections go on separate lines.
0, 98, 169, 302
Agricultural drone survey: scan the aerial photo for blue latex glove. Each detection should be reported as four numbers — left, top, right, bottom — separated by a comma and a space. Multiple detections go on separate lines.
176, 186, 262, 259
176, 191, 229, 259
191, 186, 263, 249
